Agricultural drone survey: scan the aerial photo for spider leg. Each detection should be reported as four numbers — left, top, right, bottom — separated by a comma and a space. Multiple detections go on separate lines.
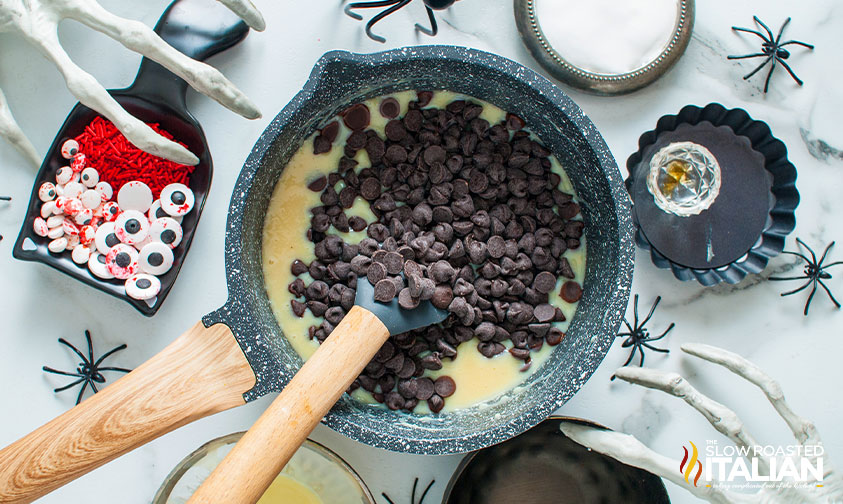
641, 342, 670, 353
76, 381, 90, 405
622, 318, 635, 334
823, 261, 843, 269
639, 296, 662, 327
779, 40, 815, 50
57, 338, 91, 367
638, 347, 646, 367
796, 238, 818, 264
769, 275, 810, 281
754, 16, 776, 42
780, 279, 814, 297
818, 279, 842, 309
93, 343, 128, 368
780, 250, 813, 264
85, 330, 95, 367
803, 281, 819, 316
774, 17, 791, 45
90, 381, 100, 394
42, 366, 84, 378
647, 323, 675, 342
622, 345, 639, 367
97, 366, 132, 373
418, 478, 435, 504
382, 495, 396, 504
817, 242, 835, 266
727, 52, 769, 60
632, 294, 640, 327
732, 27, 769, 42
364, 0, 412, 43
53, 377, 86, 393
763, 57, 777, 93
411, 478, 418, 503
344, 0, 400, 20
742, 54, 774, 80
415, 6, 438, 36
777, 58, 805, 86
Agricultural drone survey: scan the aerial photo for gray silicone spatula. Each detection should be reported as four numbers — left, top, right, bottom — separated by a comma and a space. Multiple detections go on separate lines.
186, 277, 448, 504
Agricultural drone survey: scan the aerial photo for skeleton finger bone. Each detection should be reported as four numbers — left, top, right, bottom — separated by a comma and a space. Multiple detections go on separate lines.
216, 0, 266, 31
0, 87, 41, 167
681, 343, 818, 446
32, 30, 200, 166
613, 366, 773, 475
559, 422, 739, 504
61, 0, 261, 121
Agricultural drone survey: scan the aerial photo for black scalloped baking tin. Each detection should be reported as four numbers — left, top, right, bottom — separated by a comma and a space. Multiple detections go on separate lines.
443, 416, 670, 503
626, 103, 799, 286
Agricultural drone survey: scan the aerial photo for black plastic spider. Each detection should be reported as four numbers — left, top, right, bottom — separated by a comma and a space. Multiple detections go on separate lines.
727, 16, 814, 93
612, 295, 673, 380
344, 0, 457, 43
42, 330, 131, 405
769, 238, 842, 316
383, 478, 435, 504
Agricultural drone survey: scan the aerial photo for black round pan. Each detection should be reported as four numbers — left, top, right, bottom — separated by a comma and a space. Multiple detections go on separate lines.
0, 47, 634, 503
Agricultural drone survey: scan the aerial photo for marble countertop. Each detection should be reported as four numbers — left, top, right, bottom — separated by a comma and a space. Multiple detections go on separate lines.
1, 0, 841, 502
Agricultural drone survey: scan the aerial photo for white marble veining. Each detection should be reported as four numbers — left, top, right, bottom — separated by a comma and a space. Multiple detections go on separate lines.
0, 0, 841, 502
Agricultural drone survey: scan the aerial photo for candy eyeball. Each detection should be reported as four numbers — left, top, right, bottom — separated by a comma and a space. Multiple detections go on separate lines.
40, 200, 57, 218
48, 237, 68, 253
46, 215, 64, 228
63, 181, 84, 199
101, 201, 120, 222
80, 167, 99, 188
95, 181, 113, 201
79, 225, 96, 246
148, 200, 182, 223
62, 219, 79, 236
66, 234, 80, 249
88, 252, 114, 279
125, 274, 161, 300
80, 189, 102, 209
56, 166, 73, 185
105, 243, 140, 279
62, 198, 84, 216
114, 210, 149, 245
148, 217, 183, 249
95, 221, 121, 255
160, 183, 195, 217
33, 217, 49, 237
139, 242, 174, 275
70, 153, 86, 173
117, 181, 153, 212
71, 244, 91, 265
74, 208, 94, 226
39, 182, 57, 202
47, 225, 64, 239
61, 139, 79, 159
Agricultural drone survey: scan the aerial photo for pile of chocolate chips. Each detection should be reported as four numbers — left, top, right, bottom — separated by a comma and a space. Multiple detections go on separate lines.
288, 92, 585, 413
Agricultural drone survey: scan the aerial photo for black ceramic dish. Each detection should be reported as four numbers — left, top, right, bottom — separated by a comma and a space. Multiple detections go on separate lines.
0, 47, 634, 501
12, 0, 249, 316
444, 417, 670, 503
626, 103, 799, 286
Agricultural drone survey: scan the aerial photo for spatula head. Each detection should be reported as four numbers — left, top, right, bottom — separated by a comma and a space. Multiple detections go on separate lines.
355, 277, 449, 335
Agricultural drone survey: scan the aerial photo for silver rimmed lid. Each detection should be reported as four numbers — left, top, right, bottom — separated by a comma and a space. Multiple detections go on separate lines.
515, 0, 694, 95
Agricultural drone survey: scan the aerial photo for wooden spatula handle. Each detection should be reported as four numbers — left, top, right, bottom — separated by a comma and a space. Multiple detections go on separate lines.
0, 322, 255, 504
186, 306, 390, 504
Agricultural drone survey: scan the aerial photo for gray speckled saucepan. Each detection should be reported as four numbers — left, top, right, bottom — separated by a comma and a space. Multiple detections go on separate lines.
0, 46, 633, 502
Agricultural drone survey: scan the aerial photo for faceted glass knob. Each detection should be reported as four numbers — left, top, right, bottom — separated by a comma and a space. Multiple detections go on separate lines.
646, 141, 721, 217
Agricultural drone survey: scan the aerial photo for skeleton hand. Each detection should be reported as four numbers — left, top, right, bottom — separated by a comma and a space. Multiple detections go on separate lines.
561, 343, 843, 503
0, 0, 265, 167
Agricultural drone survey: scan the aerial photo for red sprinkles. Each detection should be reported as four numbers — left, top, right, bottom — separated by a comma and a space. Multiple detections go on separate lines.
74, 117, 194, 199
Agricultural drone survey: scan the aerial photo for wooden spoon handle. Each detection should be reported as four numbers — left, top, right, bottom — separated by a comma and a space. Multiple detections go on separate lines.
0, 322, 255, 504
186, 306, 390, 504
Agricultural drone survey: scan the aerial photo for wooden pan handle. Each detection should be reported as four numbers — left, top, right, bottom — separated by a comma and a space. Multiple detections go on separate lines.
186, 305, 390, 504
0, 321, 256, 504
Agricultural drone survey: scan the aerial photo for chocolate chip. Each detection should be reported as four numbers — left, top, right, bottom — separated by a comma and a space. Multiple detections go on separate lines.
360, 178, 382, 201
367, 262, 387, 285
321, 121, 339, 143
560, 281, 583, 303
288, 278, 305, 297
416, 91, 433, 107
379, 97, 400, 119
546, 328, 565, 346
306, 281, 329, 300
349, 216, 367, 232
478, 341, 505, 358
290, 300, 306, 317
475, 322, 496, 342
420, 353, 443, 370
291, 259, 308, 276
506, 113, 526, 130
423, 145, 447, 165
307, 300, 328, 317
533, 271, 557, 294
431, 285, 454, 309
415, 377, 435, 400
397, 378, 418, 399
427, 394, 445, 413
307, 176, 328, 192
385, 120, 407, 141
398, 288, 420, 309
434, 376, 456, 398
342, 103, 370, 131
533, 303, 555, 323
313, 136, 332, 155
487, 235, 506, 259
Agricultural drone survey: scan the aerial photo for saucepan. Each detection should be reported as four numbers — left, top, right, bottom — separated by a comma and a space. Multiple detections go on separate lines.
0, 46, 634, 503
